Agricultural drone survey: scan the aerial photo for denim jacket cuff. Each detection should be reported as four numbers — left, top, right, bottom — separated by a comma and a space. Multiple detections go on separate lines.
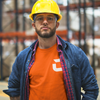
3, 88, 20, 97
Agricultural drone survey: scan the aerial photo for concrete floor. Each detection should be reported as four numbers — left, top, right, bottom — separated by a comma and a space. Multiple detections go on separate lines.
0, 68, 100, 100
0, 82, 9, 100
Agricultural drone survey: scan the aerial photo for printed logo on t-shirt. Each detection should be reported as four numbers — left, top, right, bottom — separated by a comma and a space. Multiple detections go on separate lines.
52, 59, 62, 72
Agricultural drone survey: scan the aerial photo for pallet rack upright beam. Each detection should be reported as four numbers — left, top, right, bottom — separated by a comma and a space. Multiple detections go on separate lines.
0, 0, 3, 80
66, 0, 70, 42
22, 0, 25, 49
15, 0, 18, 56
84, 0, 87, 53
92, 0, 95, 74
78, 0, 82, 48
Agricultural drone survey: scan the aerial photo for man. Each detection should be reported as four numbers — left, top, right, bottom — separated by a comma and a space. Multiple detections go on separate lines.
3, 0, 99, 100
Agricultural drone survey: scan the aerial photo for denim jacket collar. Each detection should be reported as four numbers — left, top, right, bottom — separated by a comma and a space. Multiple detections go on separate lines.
29, 35, 68, 52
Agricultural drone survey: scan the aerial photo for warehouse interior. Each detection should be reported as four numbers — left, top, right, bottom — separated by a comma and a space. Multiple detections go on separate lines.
0, 0, 100, 82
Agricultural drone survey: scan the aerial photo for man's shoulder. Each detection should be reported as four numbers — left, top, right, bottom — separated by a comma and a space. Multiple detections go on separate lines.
59, 36, 85, 59
18, 40, 38, 57
58, 35, 80, 51
18, 47, 30, 56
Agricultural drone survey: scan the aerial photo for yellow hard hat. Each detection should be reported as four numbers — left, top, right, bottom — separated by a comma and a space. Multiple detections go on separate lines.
29, 0, 62, 22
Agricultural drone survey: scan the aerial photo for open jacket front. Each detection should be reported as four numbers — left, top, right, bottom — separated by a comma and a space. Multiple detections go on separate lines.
3, 36, 99, 100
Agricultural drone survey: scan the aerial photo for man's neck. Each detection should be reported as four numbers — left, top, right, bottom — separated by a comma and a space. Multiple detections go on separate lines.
38, 34, 56, 49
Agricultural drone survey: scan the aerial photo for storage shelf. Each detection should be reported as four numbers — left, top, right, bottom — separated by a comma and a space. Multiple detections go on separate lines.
4, 1, 100, 13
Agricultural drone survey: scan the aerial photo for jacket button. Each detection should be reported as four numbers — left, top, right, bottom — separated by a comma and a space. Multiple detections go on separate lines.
28, 60, 30, 62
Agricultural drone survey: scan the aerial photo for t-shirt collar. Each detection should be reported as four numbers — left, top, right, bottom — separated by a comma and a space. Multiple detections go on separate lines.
31, 35, 63, 53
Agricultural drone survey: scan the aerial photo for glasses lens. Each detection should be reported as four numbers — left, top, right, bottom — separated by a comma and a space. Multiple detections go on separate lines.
35, 15, 55, 23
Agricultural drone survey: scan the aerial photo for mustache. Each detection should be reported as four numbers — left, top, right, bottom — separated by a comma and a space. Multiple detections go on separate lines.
41, 26, 51, 29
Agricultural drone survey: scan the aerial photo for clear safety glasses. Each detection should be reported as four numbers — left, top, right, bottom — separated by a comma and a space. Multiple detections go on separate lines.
34, 15, 57, 23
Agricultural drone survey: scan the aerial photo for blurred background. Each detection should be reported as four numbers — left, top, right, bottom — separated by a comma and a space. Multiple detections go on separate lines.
0, 0, 100, 99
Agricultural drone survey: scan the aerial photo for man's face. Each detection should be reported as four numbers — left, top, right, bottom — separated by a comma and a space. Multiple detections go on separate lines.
32, 13, 59, 38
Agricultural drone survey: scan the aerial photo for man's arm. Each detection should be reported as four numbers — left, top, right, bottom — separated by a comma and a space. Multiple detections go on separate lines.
79, 50, 99, 99
10, 96, 20, 100
3, 56, 20, 97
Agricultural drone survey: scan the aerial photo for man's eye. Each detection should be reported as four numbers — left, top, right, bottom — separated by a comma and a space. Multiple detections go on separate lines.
37, 17, 43, 20
48, 17, 53, 20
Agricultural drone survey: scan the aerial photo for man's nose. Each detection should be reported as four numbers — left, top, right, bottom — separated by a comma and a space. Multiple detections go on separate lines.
43, 17, 48, 23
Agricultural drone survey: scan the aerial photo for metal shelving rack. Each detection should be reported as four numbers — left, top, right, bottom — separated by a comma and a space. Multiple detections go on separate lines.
0, 0, 3, 80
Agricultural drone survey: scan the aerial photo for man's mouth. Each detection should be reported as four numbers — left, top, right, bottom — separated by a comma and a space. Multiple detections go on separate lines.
41, 27, 50, 30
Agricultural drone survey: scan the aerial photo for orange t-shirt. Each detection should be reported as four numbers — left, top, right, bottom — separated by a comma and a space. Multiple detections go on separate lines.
29, 43, 67, 100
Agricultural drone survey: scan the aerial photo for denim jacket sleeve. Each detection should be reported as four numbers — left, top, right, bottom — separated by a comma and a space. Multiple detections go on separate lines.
3, 54, 20, 97
57, 36, 99, 100
78, 49, 99, 100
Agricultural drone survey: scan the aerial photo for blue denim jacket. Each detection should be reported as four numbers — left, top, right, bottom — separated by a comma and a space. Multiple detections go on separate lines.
3, 36, 99, 100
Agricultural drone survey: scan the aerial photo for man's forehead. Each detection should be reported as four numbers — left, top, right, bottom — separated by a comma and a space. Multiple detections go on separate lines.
36, 13, 55, 17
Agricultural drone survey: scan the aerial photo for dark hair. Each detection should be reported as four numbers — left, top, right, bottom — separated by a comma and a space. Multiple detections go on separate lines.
33, 14, 37, 21
54, 14, 59, 21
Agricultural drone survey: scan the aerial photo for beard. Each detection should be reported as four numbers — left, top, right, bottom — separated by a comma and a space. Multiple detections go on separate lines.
35, 26, 56, 38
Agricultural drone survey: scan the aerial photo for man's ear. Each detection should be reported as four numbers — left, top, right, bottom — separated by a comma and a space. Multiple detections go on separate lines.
56, 22, 59, 29
32, 22, 35, 28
